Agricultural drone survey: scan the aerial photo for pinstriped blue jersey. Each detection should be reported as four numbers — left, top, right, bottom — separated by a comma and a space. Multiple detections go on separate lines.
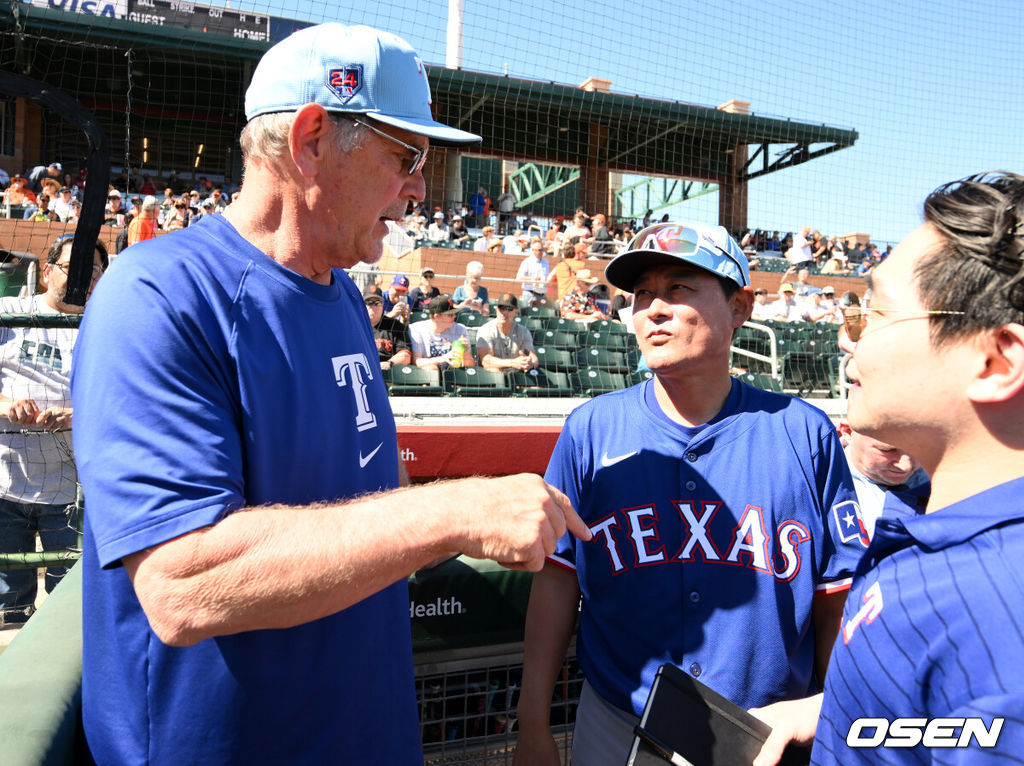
813, 478, 1024, 764
545, 378, 863, 717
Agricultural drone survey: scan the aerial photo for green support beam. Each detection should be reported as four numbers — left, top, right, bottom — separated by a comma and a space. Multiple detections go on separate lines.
614, 177, 718, 219
508, 163, 581, 208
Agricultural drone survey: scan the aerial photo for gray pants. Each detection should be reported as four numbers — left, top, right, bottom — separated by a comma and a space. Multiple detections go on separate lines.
571, 680, 640, 765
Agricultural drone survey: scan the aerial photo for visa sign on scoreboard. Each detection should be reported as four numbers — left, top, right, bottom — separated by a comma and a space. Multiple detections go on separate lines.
32, 0, 270, 41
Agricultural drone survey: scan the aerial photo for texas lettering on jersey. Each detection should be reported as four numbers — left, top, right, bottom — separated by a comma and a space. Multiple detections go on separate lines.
587, 499, 818, 581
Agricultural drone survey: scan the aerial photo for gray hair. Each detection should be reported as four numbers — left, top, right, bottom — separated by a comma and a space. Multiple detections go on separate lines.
239, 112, 365, 165
466, 260, 484, 279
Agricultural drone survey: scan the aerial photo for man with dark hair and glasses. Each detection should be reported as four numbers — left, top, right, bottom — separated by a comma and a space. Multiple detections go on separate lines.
515, 222, 863, 766
752, 172, 1024, 764
70, 22, 589, 765
0, 234, 106, 625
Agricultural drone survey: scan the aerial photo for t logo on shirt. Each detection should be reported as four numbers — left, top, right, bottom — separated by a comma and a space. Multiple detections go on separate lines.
332, 353, 376, 432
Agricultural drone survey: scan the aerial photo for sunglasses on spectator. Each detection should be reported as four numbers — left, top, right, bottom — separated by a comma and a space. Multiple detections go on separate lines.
841, 306, 964, 343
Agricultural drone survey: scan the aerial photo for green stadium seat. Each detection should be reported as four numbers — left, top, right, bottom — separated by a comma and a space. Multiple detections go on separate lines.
510, 369, 575, 397
544, 317, 586, 333
535, 346, 576, 372
535, 329, 577, 349
524, 305, 559, 319
585, 319, 629, 335
780, 352, 834, 397
629, 369, 655, 385
580, 330, 629, 350
385, 365, 443, 396
442, 367, 512, 396
517, 316, 546, 333
409, 310, 431, 324
456, 311, 489, 328
736, 372, 783, 393
575, 347, 630, 374
573, 368, 628, 396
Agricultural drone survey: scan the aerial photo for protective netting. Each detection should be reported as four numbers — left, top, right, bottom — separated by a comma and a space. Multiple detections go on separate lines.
0, 0, 1018, 401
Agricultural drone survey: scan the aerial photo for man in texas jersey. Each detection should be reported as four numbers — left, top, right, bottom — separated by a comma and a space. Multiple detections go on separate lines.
513, 222, 864, 766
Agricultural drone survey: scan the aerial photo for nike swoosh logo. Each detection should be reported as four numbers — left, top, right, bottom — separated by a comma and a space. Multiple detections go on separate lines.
601, 450, 637, 467
359, 443, 383, 468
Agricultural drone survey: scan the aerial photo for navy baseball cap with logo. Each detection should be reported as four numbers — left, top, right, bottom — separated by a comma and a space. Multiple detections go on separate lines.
604, 222, 750, 291
244, 23, 481, 145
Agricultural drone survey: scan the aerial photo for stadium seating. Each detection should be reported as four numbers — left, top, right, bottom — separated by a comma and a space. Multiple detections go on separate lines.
575, 347, 630, 374
509, 369, 575, 397
736, 372, 783, 393
580, 330, 630, 350
535, 329, 577, 350
535, 346, 576, 372
443, 367, 512, 396
385, 365, 443, 396
573, 368, 628, 396
543, 317, 586, 333
456, 311, 489, 328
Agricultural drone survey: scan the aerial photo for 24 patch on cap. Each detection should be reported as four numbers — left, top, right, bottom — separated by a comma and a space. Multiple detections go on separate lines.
327, 65, 363, 103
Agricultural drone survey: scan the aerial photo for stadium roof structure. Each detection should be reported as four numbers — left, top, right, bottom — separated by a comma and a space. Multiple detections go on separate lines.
430, 67, 857, 181
1, 3, 857, 227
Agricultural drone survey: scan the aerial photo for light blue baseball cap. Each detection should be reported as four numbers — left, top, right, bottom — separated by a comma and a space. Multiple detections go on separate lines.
244, 23, 480, 145
605, 222, 750, 290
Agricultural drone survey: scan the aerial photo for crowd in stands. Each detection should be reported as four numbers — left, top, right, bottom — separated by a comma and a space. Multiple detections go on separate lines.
0, 161, 239, 253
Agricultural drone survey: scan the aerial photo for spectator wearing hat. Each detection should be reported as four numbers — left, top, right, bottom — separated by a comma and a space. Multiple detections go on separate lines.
502, 228, 528, 255
453, 261, 490, 314
474, 225, 502, 253
25, 162, 62, 196
750, 287, 773, 322
449, 215, 471, 246
3, 176, 38, 209
189, 196, 218, 226
408, 267, 440, 312
383, 274, 410, 322
476, 293, 538, 372
427, 212, 449, 243
515, 237, 550, 306
51, 186, 75, 222
800, 289, 833, 323
771, 282, 801, 321
64, 198, 82, 224
127, 196, 161, 247
559, 269, 607, 324
104, 190, 126, 227
410, 295, 474, 370
363, 285, 411, 370
584, 214, 615, 258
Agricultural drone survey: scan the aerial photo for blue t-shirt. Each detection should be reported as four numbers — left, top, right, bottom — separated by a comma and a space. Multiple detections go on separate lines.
545, 378, 863, 717
71, 215, 421, 765
813, 478, 1024, 764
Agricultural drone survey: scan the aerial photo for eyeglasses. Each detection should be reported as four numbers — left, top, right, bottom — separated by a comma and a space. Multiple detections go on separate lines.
344, 116, 427, 176
54, 261, 104, 276
842, 306, 965, 343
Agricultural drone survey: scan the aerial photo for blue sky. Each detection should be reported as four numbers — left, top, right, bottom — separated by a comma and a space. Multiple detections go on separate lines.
230, 0, 1023, 244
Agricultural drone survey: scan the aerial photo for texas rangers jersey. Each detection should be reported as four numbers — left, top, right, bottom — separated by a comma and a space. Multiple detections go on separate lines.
545, 378, 863, 717
813, 478, 1024, 764
72, 214, 421, 765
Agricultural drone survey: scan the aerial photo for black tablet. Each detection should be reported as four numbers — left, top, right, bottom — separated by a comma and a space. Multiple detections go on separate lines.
625, 663, 810, 766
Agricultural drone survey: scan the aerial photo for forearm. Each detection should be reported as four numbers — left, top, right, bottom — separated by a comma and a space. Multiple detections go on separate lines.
126, 474, 588, 647
389, 349, 412, 366
126, 488, 453, 646
517, 563, 581, 732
